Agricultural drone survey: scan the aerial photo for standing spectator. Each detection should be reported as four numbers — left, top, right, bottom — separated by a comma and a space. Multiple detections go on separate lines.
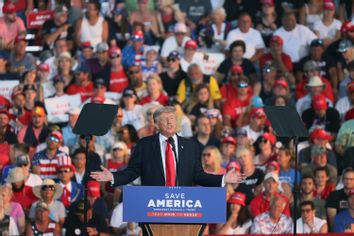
0, 2, 26, 52
333, 189, 354, 233
75, 0, 109, 49
107, 47, 129, 93
44, 39, 69, 80
274, 12, 317, 63
160, 22, 191, 65
31, 131, 64, 180
41, 5, 74, 51
159, 51, 187, 97
216, 192, 252, 234
326, 168, 354, 229
8, 35, 36, 76
226, 13, 265, 62
296, 200, 328, 233
29, 179, 66, 225
250, 195, 293, 234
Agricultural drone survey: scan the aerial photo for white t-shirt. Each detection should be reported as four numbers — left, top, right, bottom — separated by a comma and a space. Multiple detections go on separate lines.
274, 24, 317, 62
313, 19, 342, 40
160, 35, 191, 58
122, 105, 145, 131
296, 217, 327, 233
226, 28, 265, 59
224, 220, 252, 234
180, 52, 204, 72
240, 125, 263, 144
110, 203, 125, 228
335, 96, 353, 120
25, 173, 43, 187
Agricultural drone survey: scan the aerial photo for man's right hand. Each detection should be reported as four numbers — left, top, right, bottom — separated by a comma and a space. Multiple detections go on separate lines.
90, 166, 113, 182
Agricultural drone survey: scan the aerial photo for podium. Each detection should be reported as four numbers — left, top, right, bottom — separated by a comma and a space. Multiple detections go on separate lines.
123, 186, 226, 236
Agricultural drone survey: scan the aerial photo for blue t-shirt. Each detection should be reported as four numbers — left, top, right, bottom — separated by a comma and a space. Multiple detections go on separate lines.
279, 168, 301, 189
334, 209, 354, 232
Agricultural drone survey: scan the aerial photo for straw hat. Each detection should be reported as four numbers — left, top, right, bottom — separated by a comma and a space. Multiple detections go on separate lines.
55, 52, 76, 67
305, 76, 326, 89
6, 167, 26, 183
32, 179, 63, 200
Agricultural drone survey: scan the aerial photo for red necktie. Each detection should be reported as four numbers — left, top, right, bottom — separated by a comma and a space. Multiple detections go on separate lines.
62, 186, 71, 208
165, 139, 176, 186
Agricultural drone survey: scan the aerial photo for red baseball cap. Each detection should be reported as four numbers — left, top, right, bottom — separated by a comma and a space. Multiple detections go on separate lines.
262, 0, 274, 5
347, 81, 354, 93
309, 128, 332, 141
0, 96, 11, 110
267, 160, 280, 171
2, 3, 16, 14
87, 180, 101, 197
38, 63, 50, 72
184, 40, 198, 50
340, 21, 354, 33
274, 79, 289, 89
14, 35, 26, 43
131, 30, 144, 41
250, 107, 266, 119
221, 136, 237, 145
230, 65, 244, 74
81, 41, 93, 49
312, 94, 328, 110
109, 47, 121, 58
226, 161, 241, 171
49, 131, 63, 143
323, 0, 335, 10
262, 132, 276, 145
228, 192, 246, 206
270, 35, 283, 46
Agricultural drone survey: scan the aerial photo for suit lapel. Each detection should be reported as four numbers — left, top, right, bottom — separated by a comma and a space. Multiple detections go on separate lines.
176, 136, 186, 184
152, 134, 165, 182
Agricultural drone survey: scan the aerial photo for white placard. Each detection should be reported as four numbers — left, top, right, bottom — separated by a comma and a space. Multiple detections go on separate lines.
200, 52, 225, 75
105, 92, 122, 104
44, 94, 82, 123
42, 81, 56, 98
0, 80, 19, 100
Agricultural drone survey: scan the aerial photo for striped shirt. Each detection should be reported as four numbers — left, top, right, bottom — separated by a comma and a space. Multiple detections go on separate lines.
32, 150, 63, 180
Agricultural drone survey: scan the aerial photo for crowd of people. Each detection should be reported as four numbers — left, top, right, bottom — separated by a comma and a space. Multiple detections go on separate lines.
0, 0, 354, 235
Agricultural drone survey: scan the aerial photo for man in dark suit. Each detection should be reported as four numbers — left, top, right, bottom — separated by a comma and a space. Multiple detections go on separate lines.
91, 106, 242, 186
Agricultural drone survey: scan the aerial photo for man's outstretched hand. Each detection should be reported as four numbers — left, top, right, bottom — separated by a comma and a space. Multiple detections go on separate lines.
224, 169, 245, 184
90, 166, 113, 182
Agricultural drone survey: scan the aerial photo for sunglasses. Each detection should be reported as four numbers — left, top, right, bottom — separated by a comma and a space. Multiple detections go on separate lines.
49, 136, 60, 143
41, 185, 55, 191
58, 169, 71, 174
202, 153, 211, 157
110, 54, 121, 58
167, 58, 177, 62
128, 70, 141, 75
146, 111, 153, 116
301, 208, 313, 213
231, 73, 242, 76
237, 83, 249, 88
113, 148, 123, 151
18, 163, 28, 167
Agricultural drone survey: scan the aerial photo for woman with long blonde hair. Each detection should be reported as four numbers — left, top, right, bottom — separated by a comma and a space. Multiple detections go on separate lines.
202, 146, 226, 175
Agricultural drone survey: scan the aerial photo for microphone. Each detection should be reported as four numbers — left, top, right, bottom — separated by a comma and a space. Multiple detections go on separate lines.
168, 137, 179, 186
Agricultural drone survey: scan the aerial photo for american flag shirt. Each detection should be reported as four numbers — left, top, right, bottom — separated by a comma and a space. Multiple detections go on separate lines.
32, 150, 63, 180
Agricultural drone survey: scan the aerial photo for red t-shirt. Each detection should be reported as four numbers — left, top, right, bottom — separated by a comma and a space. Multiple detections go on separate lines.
314, 184, 335, 200
11, 185, 38, 211
260, 52, 293, 72
249, 193, 291, 218
223, 95, 251, 128
220, 83, 253, 102
295, 77, 334, 103
66, 82, 94, 102
105, 159, 127, 192
140, 93, 169, 106
109, 70, 129, 93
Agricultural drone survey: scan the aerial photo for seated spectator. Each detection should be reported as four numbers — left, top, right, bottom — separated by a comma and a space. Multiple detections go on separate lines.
159, 51, 187, 97
106, 46, 130, 93
141, 47, 162, 81
240, 107, 267, 144
326, 168, 354, 229
223, 79, 252, 128
226, 13, 265, 62
62, 107, 80, 152
139, 74, 169, 106
54, 52, 77, 90
301, 94, 341, 135
57, 153, 83, 209
44, 38, 70, 80
177, 64, 221, 107
274, 12, 317, 63
249, 172, 290, 217
127, 64, 148, 99
278, 147, 301, 190
86, 43, 110, 83
191, 116, 219, 148
79, 41, 94, 61
160, 22, 191, 65
296, 200, 328, 233
264, 78, 295, 106
260, 62, 279, 101
26, 200, 61, 235
187, 84, 215, 124
296, 76, 333, 115
254, 132, 277, 170
139, 102, 163, 138
0, 184, 25, 234
338, 61, 354, 99
236, 146, 264, 196
75, 0, 108, 49
298, 128, 337, 167
335, 115, 354, 156
0, 110, 17, 146
63, 200, 110, 236
71, 148, 87, 185
333, 189, 354, 233
180, 40, 203, 73
220, 136, 237, 169
66, 63, 94, 102
168, 98, 193, 138
313, 1, 341, 47
121, 30, 146, 68
202, 146, 226, 175
0, 2, 26, 52
29, 179, 66, 225
250, 195, 293, 234
314, 166, 335, 200
216, 192, 252, 234
336, 80, 354, 119
86, 180, 109, 220
301, 145, 337, 184
216, 40, 257, 87
297, 175, 327, 220
255, 0, 278, 47
337, 39, 354, 83
0, 191, 19, 235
